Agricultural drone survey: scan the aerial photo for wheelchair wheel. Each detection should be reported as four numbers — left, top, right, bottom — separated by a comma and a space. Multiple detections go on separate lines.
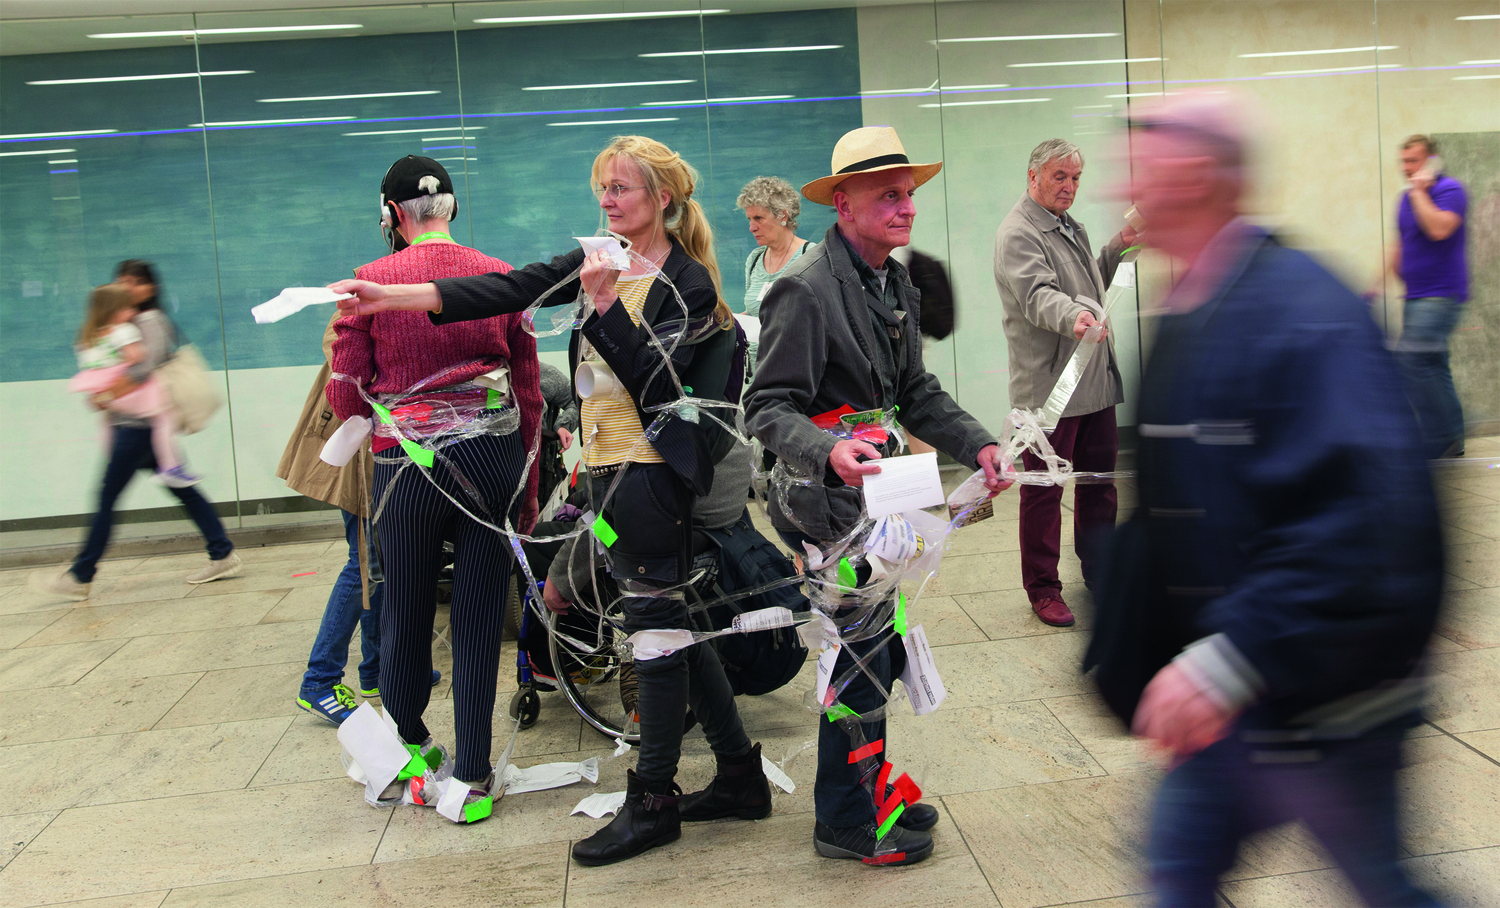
547, 606, 640, 744
509, 686, 542, 729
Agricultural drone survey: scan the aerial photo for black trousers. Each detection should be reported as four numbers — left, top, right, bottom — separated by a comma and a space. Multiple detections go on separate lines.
374, 431, 524, 783
591, 462, 752, 783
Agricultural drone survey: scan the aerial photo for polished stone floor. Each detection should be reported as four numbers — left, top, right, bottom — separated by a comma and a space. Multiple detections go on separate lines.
1, 445, 1498, 908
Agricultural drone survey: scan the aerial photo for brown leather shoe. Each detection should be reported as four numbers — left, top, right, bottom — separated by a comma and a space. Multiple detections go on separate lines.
1032, 595, 1076, 627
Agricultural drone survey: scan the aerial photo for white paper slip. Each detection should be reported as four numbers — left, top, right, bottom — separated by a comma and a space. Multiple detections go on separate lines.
898, 624, 947, 716
736, 313, 762, 344
500, 757, 600, 794
814, 641, 842, 709
252, 287, 353, 324
861, 452, 944, 519
761, 755, 795, 793
575, 235, 631, 270
572, 791, 627, 819
731, 606, 796, 634
336, 703, 414, 801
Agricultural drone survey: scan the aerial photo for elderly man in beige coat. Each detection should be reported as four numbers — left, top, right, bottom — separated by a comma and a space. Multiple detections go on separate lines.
994, 138, 1135, 628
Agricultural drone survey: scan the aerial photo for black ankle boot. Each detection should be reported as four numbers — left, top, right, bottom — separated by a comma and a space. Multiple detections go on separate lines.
680, 742, 773, 822
571, 769, 682, 866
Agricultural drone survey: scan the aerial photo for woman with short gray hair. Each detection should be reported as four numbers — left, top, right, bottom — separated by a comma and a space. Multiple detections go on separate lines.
735, 176, 813, 372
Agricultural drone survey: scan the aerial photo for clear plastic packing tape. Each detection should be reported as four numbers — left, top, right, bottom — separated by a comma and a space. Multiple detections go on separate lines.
323, 234, 1028, 846
1038, 258, 1136, 431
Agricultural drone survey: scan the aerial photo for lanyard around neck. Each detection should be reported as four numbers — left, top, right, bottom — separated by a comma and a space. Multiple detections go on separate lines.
410, 231, 452, 245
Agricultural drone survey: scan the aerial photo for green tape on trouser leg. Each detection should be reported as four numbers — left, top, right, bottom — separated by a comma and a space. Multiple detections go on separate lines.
875, 802, 905, 841
825, 703, 860, 722
893, 592, 908, 637
592, 514, 619, 548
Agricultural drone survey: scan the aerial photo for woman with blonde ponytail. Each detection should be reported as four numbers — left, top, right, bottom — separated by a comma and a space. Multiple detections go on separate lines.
331, 136, 767, 865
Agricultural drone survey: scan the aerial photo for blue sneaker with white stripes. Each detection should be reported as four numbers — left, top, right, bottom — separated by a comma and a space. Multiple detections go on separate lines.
297, 683, 358, 726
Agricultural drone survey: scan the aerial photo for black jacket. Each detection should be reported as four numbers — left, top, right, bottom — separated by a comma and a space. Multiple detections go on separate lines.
431, 238, 735, 496
745, 225, 995, 539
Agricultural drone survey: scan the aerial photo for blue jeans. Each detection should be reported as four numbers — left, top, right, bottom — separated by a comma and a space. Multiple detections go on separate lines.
1395, 296, 1466, 458
1149, 719, 1441, 907
300, 509, 383, 697
779, 528, 907, 828
71, 424, 232, 583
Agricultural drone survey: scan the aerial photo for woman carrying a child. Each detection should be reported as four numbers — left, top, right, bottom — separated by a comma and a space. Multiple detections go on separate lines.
45, 261, 239, 601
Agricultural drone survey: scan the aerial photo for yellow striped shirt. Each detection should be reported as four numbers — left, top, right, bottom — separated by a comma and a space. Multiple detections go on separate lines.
580, 275, 664, 466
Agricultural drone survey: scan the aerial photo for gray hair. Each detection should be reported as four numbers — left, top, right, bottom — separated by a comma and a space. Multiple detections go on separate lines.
735, 176, 801, 228
1028, 139, 1084, 173
396, 191, 456, 225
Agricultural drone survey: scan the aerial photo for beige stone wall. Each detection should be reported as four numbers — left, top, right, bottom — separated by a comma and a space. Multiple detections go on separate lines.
848, 0, 1498, 437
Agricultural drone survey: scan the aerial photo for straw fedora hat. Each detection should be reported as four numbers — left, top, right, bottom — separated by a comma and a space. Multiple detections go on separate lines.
800, 126, 942, 206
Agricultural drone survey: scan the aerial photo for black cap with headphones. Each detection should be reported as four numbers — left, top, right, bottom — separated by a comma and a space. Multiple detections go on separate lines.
380, 155, 457, 251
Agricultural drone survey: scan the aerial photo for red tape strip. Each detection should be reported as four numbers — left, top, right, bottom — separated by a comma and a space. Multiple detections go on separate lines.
893, 772, 922, 805
876, 761, 893, 796
847, 739, 885, 764
875, 789, 904, 825
863, 852, 907, 865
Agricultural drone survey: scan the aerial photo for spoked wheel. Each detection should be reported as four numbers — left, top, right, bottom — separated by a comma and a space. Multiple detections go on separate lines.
547, 606, 640, 744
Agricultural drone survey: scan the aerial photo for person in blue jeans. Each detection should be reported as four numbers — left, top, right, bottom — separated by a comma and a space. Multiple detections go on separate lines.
1388, 134, 1469, 459
297, 510, 385, 721
276, 318, 437, 726
47, 263, 239, 601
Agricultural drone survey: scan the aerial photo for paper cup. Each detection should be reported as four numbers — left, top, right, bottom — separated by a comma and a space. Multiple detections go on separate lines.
575, 362, 621, 400
320, 416, 373, 466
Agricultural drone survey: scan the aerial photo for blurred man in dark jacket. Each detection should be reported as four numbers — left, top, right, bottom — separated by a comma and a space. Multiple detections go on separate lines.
1115, 93, 1443, 907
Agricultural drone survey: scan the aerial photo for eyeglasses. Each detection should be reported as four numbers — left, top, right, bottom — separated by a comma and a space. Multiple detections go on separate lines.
593, 182, 647, 201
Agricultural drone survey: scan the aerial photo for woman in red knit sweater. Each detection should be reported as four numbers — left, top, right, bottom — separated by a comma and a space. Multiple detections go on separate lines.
327, 156, 542, 819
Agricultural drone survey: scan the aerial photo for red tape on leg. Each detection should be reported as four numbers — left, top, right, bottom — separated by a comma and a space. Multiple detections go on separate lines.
876, 761, 893, 795
875, 789, 905, 825
893, 772, 922, 805
847, 739, 884, 764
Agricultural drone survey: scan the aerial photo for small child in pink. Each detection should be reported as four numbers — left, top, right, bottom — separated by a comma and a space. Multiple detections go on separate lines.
70, 284, 199, 487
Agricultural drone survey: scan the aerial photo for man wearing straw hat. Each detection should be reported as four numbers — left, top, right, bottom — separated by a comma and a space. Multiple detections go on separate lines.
746, 126, 1009, 866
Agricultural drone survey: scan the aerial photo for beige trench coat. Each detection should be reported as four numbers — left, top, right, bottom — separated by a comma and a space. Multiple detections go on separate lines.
993, 192, 1127, 417
274, 313, 376, 606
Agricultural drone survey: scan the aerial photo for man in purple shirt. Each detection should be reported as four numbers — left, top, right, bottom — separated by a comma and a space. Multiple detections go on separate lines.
1389, 134, 1468, 458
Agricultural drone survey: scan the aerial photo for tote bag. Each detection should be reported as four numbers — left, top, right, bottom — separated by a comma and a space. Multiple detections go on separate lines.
155, 343, 222, 434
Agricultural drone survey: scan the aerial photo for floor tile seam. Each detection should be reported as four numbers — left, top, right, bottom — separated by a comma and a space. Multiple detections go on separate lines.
5, 611, 69, 649
1034, 891, 1153, 908
0, 711, 292, 754
1038, 698, 1115, 779
242, 714, 299, 790
369, 796, 398, 867
30, 637, 130, 689
560, 835, 572, 908
1423, 721, 1500, 771
935, 793, 1005, 907
97, 649, 320, 683
19, 608, 310, 650
0, 807, 65, 876
149, 670, 213, 731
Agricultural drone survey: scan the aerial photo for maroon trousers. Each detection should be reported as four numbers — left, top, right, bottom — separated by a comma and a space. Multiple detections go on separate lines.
1019, 406, 1118, 602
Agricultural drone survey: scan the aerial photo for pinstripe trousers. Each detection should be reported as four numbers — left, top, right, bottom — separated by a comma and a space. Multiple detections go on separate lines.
373, 431, 525, 783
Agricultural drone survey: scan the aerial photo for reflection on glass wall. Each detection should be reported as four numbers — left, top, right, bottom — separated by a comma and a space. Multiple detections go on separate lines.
1, 0, 1496, 543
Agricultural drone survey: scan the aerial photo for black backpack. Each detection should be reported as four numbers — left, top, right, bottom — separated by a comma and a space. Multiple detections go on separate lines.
700, 509, 809, 696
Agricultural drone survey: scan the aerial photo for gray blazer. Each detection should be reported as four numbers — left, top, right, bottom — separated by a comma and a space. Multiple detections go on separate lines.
746, 225, 995, 540
993, 192, 1126, 417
